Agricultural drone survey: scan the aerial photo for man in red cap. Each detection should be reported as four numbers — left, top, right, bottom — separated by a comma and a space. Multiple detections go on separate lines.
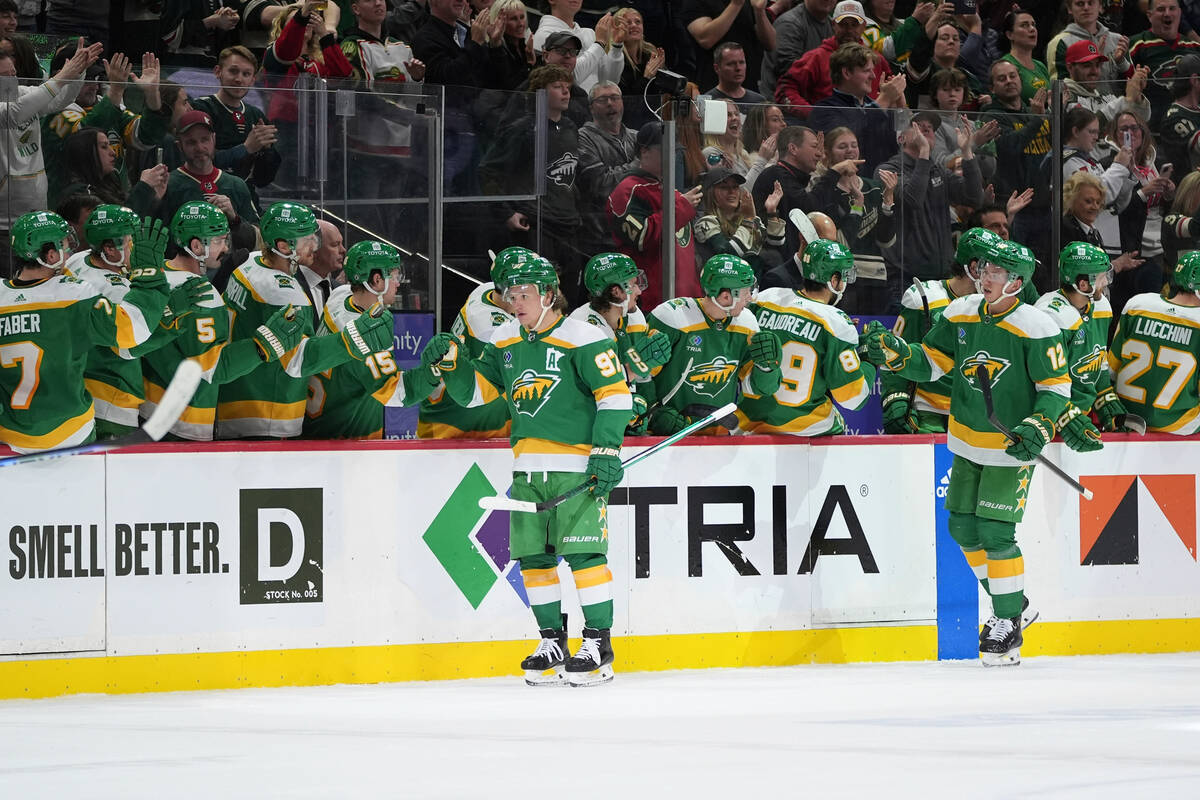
1048, 0, 1132, 90
1063, 39, 1150, 130
159, 110, 259, 257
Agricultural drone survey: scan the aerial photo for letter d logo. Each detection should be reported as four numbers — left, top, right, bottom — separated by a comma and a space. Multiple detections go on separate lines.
240, 488, 323, 605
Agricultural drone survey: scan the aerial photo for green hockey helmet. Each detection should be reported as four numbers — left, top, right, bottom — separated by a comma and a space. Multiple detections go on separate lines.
171, 201, 230, 255
1059, 240, 1112, 299
10, 210, 73, 268
955, 227, 1001, 270
983, 240, 1036, 281
84, 204, 138, 250
800, 239, 856, 284
1174, 250, 1200, 293
490, 246, 535, 285
343, 240, 401, 285
496, 254, 559, 296
584, 252, 645, 296
700, 254, 756, 298
261, 202, 319, 266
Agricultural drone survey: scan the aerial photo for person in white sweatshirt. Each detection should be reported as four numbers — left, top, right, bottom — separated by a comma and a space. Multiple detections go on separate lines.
532, 0, 623, 94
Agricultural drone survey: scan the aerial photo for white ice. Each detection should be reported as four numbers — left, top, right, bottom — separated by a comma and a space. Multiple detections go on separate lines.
2, 654, 1199, 799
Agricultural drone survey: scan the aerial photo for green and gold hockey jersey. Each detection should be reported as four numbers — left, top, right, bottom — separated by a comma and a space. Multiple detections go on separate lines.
739, 288, 872, 435
1109, 292, 1200, 434
418, 282, 512, 439
305, 286, 426, 440
442, 315, 633, 473
887, 279, 957, 417
645, 297, 759, 415
1035, 289, 1113, 412
567, 304, 650, 381
0, 273, 164, 452
888, 296, 1071, 466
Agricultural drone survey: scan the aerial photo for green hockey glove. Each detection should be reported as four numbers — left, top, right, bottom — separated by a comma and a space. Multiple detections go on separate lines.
648, 405, 692, 435
627, 393, 649, 435
881, 391, 918, 435
421, 332, 458, 372
636, 330, 672, 370
160, 277, 214, 329
1057, 404, 1103, 453
131, 217, 170, 270
252, 305, 305, 362
748, 330, 781, 371
586, 446, 624, 496
861, 319, 912, 369
341, 311, 393, 362
1092, 388, 1126, 431
1004, 414, 1054, 462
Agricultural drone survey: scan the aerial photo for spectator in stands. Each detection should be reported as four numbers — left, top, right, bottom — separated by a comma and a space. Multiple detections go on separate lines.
775, 2, 891, 120
1164, 169, 1200, 267
0, 1, 15, 36
1130, 0, 1200, 129
703, 42, 767, 112
614, 6, 665, 127
743, 102, 785, 156
56, 127, 168, 217
703, 99, 755, 175
807, 42, 903, 174
998, 9, 1047, 103
875, 116, 982, 307
532, 0, 623, 94
47, 0, 110, 48
241, 0, 341, 53
161, 1, 241, 66
751, 124, 839, 253
160, 110, 259, 253
485, 0, 534, 91
926, 70, 999, 176
1157, 53, 1200, 174
967, 202, 1013, 240
55, 192, 101, 255
904, 16, 990, 108
0, 31, 41, 79
760, 0, 833, 101
1047, 0, 1132, 93
1110, 110, 1174, 314
578, 81, 638, 256
665, 81, 709, 189
607, 121, 705, 309
536, 32, 592, 127
684, 0, 776, 94
295, 219, 346, 325
1063, 106, 1137, 252
759, 208, 838, 289
193, 46, 282, 211
1064, 40, 1150, 131
694, 166, 785, 276
863, 0, 897, 36
414, 0, 500, 87
388, 0, 431, 44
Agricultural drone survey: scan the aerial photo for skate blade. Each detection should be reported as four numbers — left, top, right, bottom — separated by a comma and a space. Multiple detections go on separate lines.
980, 649, 1021, 667
1021, 607, 1040, 630
524, 667, 566, 687
567, 664, 614, 687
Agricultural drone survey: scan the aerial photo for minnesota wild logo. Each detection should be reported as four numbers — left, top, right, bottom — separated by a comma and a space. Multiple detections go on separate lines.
511, 369, 560, 416
687, 356, 739, 397
961, 351, 1010, 390
1071, 344, 1105, 385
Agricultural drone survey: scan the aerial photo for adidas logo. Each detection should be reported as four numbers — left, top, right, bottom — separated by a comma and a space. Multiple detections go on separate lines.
14, 294, 25, 301
936, 467, 952, 499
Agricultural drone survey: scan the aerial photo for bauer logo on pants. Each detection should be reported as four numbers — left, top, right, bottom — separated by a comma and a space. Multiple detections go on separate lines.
239, 488, 324, 605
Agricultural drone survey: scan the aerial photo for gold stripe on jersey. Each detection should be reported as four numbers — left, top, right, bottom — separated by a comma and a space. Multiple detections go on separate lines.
948, 416, 1009, 450
1152, 403, 1200, 435
915, 386, 952, 412
831, 375, 870, 408
371, 375, 405, 406
736, 399, 840, 435
84, 378, 142, 409
0, 299, 75, 315
513, 438, 591, 458
0, 404, 94, 450
492, 335, 523, 349
471, 372, 502, 406
217, 398, 306, 421
145, 380, 216, 424
415, 419, 510, 439
920, 343, 956, 376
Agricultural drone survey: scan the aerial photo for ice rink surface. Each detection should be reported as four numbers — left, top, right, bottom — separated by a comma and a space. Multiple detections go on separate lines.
2, 653, 1198, 799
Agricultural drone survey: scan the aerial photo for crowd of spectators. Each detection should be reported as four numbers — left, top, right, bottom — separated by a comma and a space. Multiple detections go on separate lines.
1, 0, 1200, 324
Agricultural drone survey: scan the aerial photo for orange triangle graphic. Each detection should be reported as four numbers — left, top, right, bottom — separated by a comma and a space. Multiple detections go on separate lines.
1080, 475, 1136, 563
1142, 475, 1197, 560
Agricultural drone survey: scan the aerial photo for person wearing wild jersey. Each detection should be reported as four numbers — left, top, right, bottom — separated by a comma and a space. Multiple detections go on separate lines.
644, 254, 783, 435
568, 252, 672, 435
416, 247, 527, 439
862, 240, 1088, 668
142, 202, 302, 441
1109, 250, 1200, 434
0, 211, 169, 453
218, 202, 393, 438
305, 241, 440, 439
1037, 242, 1133, 444
421, 256, 632, 687
739, 240, 874, 436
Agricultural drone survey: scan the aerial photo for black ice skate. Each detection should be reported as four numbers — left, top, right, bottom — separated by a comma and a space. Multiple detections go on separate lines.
980, 596, 1039, 644
565, 627, 614, 687
980, 615, 1023, 667
521, 616, 567, 686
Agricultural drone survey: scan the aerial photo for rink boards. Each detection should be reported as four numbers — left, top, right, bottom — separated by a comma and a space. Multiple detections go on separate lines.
1, 434, 1198, 698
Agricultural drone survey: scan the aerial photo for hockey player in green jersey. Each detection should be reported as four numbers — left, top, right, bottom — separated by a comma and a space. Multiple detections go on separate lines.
142, 202, 304, 441
1109, 250, 1200, 434
305, 241, 441, 439
218, 201, 393, 438
738, 240, 874, 436
1037, 242, 1130, 443
644, 254, 783, 435
0, 211, 169, 452
861, 240, 1086, 666
416, 247, 526, 439
568, 252, 672, 434
420, 255, 633, 687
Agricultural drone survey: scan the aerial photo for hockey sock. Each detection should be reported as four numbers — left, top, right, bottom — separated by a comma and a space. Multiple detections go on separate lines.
565, 553, 613, 629
519, 555, 563, 630
977, 518, 1023, 619
948, 512, 990, 594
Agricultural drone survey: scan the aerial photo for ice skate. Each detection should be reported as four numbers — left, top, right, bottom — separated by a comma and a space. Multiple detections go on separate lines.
565, 627, 614, 687
521, 618, 567, 686
980, 615, 1023, 667
980, 596, 1038, 644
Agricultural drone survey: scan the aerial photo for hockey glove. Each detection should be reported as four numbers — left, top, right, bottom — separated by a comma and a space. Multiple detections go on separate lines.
636, 330, 672, 370
748, 330, 781, 371
1004, 414, 1055, 463
160, 277, 214, 330
1057, 404, 1104, 452
1091, 387, 1147, 433
881, 391, 918, 435
860, 320, 912, 369
131, 217, 171, 271
627, 393, 650, 435
586, 446, 624, 496
648, 405, 692, 435
341, 310, 394, 362
252, 305, 305, 362
421, 332, 458, 373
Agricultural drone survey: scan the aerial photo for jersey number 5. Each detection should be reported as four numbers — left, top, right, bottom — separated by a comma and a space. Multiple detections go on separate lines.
0, 341, 44, 410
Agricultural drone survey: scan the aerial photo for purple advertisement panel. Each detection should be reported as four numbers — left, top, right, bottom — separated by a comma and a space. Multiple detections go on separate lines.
384, 312, 436, 439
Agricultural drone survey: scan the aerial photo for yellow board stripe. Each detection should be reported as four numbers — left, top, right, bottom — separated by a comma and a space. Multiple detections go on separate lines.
520, 567, 560, 588
571, 564, 613, 589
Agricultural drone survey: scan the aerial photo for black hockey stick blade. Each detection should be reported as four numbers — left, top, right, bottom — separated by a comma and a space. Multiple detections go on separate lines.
0, 359, 204, 469
1115, 412, 1147, 435
974, 364, 1094, 501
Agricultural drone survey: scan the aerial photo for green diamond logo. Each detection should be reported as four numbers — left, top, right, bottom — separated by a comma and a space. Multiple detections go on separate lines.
422, 463, 502, 608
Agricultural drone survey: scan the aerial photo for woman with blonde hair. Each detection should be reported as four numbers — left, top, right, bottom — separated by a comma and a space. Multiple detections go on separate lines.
702, 99, 754, 176
486, 0, 534, 89
613, 7, 664, 127
694, 167, 785, 277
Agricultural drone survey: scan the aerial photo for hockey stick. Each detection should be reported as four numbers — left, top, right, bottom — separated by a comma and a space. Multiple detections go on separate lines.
788, 208, 820, 246
904, 276, 931, 415
478, 401, 738, 513
975, 365, 1093, 501
1115, 412, 1147, 435
0, 359, 204, 469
